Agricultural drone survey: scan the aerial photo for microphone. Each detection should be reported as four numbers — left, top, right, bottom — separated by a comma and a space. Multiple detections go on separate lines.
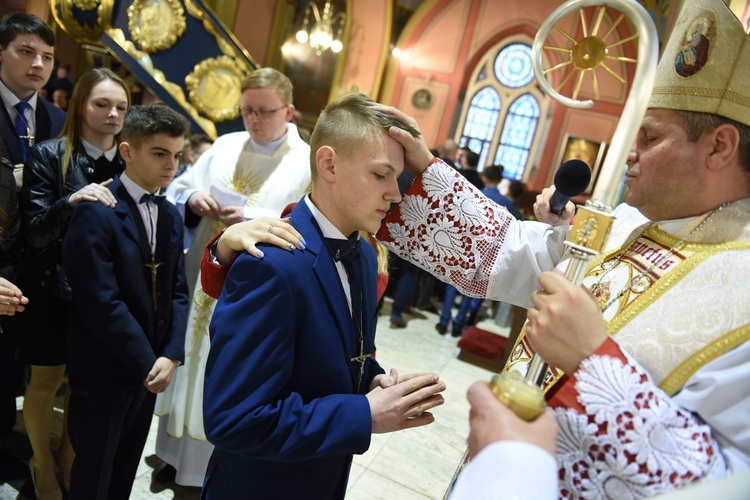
549, 159, 592, 215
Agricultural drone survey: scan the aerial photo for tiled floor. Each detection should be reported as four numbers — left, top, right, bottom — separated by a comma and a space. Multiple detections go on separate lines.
0, 299, 505, 499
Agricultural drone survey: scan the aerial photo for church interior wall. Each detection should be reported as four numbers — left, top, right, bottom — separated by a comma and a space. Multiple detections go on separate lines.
30, 0, 750, 196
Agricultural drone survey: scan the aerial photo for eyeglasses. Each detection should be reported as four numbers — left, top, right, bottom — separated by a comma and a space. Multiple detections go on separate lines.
239, 105, 287, 118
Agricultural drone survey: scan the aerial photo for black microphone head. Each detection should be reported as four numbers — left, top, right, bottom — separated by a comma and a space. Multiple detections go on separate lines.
554, 159, 592, 197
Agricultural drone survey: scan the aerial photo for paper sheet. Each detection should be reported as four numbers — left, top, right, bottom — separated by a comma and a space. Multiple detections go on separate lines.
210, 184, 247, 210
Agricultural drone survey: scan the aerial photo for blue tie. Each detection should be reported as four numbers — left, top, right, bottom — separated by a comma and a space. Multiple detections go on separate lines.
13, 101, 31, 162
325, 236, 363, 329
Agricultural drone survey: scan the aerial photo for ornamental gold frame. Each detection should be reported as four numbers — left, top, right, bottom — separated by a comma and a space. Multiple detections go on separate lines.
185, 56, 244, 122
127, 0, 187, 53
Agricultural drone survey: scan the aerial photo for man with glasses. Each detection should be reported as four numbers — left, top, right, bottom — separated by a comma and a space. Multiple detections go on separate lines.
155, 67, 311, 487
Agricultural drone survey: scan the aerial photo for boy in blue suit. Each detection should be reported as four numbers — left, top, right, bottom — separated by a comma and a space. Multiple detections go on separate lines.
62, 104, 190, 500
202, 93, 447, 499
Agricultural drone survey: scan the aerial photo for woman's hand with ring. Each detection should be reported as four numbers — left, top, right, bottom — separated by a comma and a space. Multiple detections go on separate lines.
68, 179, 116, 208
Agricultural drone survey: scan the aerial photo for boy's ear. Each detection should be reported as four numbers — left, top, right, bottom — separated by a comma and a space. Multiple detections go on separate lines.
119, 141, 133, 163
316, 145, 336, 182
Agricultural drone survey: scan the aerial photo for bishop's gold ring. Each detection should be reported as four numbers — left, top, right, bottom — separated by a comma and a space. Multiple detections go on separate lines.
268, 226, 274, 234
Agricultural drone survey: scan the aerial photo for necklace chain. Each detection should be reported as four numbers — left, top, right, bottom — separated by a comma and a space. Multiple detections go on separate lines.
14, 106, 34, 146
323, 237, 371, 392
592, 202, 729, 312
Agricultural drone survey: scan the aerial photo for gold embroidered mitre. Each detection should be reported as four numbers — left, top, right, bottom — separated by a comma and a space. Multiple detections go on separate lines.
649, 0, 750, 128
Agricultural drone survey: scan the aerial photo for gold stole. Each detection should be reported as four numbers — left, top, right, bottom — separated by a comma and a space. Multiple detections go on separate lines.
504, 223, 750, 396
189, 150, 270, 344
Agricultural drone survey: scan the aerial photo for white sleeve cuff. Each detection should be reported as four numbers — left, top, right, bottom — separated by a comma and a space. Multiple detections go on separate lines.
449, 441, 558, 500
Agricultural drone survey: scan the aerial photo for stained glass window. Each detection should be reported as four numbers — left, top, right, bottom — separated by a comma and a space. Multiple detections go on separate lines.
456, 40, 545, 178
496, 94, 540, 180
494, 43, 534, 88
459, 87, 500, 168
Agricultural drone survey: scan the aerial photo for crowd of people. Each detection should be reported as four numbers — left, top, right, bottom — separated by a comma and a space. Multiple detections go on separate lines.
0, 0, 749, 498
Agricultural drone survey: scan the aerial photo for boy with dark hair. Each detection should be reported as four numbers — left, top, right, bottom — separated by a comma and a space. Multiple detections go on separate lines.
62, 103, 190, 500
0, 12, 64, 460
0, 13, 65, 169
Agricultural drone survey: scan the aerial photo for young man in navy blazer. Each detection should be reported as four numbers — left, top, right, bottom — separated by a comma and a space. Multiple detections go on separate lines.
62, 104, 190, 500
0, 13, 65, 176
0, 12, 65, 459
202, 94, 447, 499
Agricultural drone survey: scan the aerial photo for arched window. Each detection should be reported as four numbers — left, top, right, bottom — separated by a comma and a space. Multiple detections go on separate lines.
457, 39, 548, 180
496, 94, 540, 180
459, 87, 500, 169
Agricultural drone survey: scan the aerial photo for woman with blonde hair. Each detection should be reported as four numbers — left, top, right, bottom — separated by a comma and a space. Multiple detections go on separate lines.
21, 67, 130, 499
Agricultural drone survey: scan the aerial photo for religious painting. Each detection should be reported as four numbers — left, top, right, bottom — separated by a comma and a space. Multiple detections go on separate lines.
412, 88, 433, 110
557, 134, 606, 194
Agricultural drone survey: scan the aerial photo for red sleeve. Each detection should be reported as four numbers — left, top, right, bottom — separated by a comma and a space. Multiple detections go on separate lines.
376, 273, 388, 303
200, 230, 239, 299
375, 157, 440, 243
548, 337, 626, 413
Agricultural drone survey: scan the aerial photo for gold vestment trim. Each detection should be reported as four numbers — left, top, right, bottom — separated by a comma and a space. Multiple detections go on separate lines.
503, 224, 750, 394
660, 324, 750, 396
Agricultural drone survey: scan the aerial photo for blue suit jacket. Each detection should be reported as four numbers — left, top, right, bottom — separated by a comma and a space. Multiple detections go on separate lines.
0, 96, 65, 166
62, 176, 188, 393
203, 199, 385, 500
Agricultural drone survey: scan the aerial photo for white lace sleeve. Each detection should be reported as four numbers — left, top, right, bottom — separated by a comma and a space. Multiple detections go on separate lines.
377, 160, 568, 306
555, 352, 728, 498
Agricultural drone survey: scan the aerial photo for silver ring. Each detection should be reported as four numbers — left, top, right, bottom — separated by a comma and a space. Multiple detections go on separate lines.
268, 226, 274, 234
534, 203, 540, 211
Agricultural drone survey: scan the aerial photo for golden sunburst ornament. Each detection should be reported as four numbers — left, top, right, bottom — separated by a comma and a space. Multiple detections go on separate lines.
543, 6, 638, 101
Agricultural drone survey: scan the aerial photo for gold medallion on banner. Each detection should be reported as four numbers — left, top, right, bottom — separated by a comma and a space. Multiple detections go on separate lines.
127, 0, 187, 53
185, 56, 244, 122
72, 0, 98, 10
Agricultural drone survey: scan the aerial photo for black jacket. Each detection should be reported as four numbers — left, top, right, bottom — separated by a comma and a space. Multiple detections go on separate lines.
22, 138, 124, 299
0, 96, 65, 167
0, 138, 20, 282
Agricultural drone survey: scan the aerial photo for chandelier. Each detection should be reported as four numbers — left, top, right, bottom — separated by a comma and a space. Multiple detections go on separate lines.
295, 1, 346, 55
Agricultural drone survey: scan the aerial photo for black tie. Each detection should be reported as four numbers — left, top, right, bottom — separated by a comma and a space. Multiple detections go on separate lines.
139, 193, 166, 251
13, 101, 31, 162
139, 193, 166, 206
325, 237, 363, 330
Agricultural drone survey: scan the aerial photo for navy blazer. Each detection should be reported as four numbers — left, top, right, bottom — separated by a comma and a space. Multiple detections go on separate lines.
0, 96, 65, 166
62, 176, 188, 393
203, 199, 385, 500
